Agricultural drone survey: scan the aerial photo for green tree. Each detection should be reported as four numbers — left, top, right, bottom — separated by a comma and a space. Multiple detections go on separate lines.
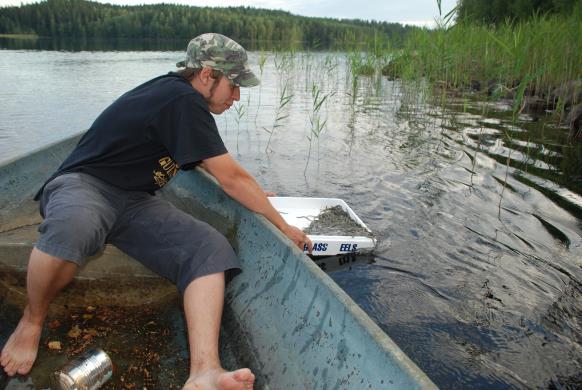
0, 0, 415, 48
457, 0, 581, 24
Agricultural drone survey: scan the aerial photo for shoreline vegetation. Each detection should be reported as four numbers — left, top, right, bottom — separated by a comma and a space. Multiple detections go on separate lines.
383, 8, 582, 140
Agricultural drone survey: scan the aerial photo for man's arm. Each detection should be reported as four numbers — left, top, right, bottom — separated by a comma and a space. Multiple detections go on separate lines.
200, 153, 313, 253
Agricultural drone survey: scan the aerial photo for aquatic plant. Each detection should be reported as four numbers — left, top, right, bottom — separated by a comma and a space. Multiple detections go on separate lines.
347, 52, 361, 105
263, 82, 293, 155
436, 0, 458, 29
347, 48, 385, 106
274, 51, 295, 76
254, 50, 267, 126
391, 8, 581, 113
234, 97, 247, 154
303, 205, 373, 237
380, 2, 582, 202
304, 83, 329, 175
323, 54, 338, 75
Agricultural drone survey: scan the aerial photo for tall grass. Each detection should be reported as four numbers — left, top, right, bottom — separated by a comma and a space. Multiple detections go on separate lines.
263, 82, 293, 155
234, 97, 247, 154
347, 50, 385, 106
388, 3, 582, 205
304, 83, 329, 175
254, 50, 267, 126
391, 7, 582, 105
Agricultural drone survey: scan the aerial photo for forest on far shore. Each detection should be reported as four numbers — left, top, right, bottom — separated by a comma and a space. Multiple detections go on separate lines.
0, 0, 414, 47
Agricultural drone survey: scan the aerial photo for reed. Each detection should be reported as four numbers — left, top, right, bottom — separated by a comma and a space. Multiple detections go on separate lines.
263, 82, 293, 155
234, 97, 247, 154
347, 52, 368, 104
304, 83, 329, 175
274, 51, 295, 76
254, 50, 268, 126
390, 8, 582, 111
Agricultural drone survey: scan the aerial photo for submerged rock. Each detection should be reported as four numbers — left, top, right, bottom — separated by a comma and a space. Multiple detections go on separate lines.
552, 80, 582, 108
566, 103, 582, 141
521, 96, 551, 116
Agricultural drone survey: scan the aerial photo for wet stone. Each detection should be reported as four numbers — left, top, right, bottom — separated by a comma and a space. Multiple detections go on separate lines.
303, 206, 373, 237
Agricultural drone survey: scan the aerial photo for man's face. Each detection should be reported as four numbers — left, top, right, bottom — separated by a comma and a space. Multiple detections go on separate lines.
206, 75, 240, 115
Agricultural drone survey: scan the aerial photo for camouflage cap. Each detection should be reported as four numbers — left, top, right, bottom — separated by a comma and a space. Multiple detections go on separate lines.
176, 33, 259, 88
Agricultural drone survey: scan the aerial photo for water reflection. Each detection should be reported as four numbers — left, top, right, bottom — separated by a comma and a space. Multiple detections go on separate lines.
0, 36, 328, 52
0, 47, 580, 388
0, 36, 185, 51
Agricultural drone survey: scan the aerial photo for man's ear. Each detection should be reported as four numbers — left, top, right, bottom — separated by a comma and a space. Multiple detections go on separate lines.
199, 66, 214, 85
190, 66, 216, 98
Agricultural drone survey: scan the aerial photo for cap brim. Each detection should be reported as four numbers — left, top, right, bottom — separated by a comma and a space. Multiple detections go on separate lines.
233, 67, 260, 87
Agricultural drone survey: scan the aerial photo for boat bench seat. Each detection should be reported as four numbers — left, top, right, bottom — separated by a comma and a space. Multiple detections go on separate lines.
0, 223, 160, 279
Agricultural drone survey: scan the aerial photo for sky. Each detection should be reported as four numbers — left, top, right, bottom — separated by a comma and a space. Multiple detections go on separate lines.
0, 0, 459, 27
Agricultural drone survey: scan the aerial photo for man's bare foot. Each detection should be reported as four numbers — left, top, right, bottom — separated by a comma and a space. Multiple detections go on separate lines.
0, 307, 43, 376
183, 367, 255, 390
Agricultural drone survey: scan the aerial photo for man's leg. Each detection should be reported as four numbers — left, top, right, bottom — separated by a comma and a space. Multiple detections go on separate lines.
1, 173, 128, 377
1, 248, 78, 376
109, 194, 251, 389
182, 272, 255, 390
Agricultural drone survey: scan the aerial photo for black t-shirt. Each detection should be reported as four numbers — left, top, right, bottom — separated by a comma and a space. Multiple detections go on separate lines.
35, 73, 227, 199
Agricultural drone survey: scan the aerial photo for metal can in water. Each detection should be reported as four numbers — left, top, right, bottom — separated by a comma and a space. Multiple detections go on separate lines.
50, 348, 113, 390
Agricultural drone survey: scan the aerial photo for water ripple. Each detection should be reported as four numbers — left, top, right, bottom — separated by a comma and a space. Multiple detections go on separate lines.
1, 49, 581, 389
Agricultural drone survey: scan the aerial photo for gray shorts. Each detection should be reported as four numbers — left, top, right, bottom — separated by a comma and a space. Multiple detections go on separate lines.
37, 172, 240, 294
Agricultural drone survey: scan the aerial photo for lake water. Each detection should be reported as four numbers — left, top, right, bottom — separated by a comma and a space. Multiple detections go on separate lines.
1, 45, 581, 389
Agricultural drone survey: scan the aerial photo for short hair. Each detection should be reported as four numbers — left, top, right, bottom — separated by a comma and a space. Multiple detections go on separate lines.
177, 67, 223, 82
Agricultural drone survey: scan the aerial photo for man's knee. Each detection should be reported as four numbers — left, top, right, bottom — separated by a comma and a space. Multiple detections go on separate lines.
36, 207, 109, 264
30, 247, 79, 269
203, 229, 236, 258
174, 229, 239, 294
28, 247, 79, 282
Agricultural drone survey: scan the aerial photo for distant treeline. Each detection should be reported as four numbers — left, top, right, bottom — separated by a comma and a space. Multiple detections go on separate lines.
0, 0, 413, 47
457, 0, 581, 24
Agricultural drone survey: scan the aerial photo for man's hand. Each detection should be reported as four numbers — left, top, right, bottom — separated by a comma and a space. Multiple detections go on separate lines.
281, 224, 313, 254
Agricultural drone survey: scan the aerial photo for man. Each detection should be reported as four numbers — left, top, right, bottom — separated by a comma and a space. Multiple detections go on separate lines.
0, 33, 313, 389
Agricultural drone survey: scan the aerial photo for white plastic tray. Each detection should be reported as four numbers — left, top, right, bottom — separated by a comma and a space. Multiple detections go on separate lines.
268, 197, 376, 256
